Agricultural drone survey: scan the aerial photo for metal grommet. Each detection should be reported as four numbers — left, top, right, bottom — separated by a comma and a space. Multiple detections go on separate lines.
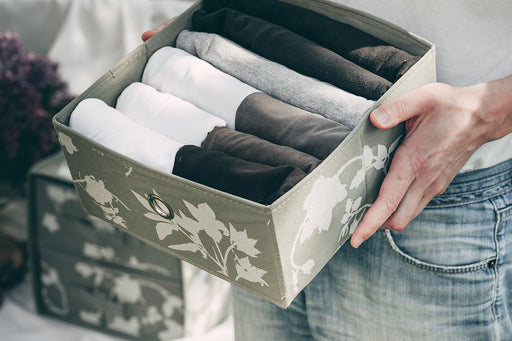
147, 194, 174, 220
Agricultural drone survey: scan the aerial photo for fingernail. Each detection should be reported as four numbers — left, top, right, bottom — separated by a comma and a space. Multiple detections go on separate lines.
351, 236, 365, 248
372, 108, 389, 126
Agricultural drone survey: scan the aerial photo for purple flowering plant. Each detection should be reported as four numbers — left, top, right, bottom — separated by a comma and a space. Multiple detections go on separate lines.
0, 32, 74, 187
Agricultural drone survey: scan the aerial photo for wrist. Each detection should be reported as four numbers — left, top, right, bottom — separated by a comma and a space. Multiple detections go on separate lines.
470, 75, 512, 143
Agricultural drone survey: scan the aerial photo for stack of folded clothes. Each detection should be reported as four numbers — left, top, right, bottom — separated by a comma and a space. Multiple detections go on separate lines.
70, 0, 420, 205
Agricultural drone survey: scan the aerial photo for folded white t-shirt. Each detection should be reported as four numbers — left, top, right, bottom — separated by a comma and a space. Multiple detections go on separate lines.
116, 82, 226, 146
142, 47, 259, 129
70, 98, 183, 173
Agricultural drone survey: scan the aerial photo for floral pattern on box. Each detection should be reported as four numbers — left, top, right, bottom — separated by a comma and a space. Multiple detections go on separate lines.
39, 253, 184, 340
289, 137, 401, 290
57, 129, 402, 299
133, 191, 269, 287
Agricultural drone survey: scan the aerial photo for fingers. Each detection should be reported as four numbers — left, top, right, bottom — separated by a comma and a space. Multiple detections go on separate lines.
141, 30, 157, 42
350, 147, 415, 248
370, 83, 438, 129
350, 143, 457, 248
141, 18, 176, 42
382, 180, 431, 231
350, 82, 484, 248
351, 87, 436, 248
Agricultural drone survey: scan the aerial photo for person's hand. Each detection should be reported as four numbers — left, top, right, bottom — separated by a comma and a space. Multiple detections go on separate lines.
351, 76, 512, 248
141, 18, 176, 42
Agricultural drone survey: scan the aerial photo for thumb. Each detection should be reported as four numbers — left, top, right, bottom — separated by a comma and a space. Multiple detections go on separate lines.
370, 83, 437, 129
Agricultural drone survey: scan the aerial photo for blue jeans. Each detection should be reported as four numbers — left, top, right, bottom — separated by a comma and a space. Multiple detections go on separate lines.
233, 158, 512, 340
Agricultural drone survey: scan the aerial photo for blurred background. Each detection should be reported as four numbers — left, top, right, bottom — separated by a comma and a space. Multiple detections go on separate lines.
0, 1, 234, 340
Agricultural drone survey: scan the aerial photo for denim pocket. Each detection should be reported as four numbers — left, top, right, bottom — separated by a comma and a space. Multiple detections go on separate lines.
383, 200, 498, 273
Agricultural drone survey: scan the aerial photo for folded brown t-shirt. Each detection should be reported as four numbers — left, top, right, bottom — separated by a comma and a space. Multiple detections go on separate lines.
200, 0, 420, 82
173, 145, 307, 205
192, 8, 392, 100
202, 126, 322, 174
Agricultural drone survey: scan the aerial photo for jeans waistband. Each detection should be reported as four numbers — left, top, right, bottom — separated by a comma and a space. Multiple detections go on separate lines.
428, 158, 512, 207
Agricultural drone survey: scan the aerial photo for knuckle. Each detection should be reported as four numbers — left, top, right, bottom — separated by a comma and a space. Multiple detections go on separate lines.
376, 183, 406, 218
422, 82, 442, 95
428, 177, 449, 197
420, 82, 449, 107
383, 192, 402, 215
409, 155, 426, 178
430, 182, 444, 196
393, 145, 420, 175
382, 100, 409, 122
395, 146, 426, 180
386, 216, 408, 231
422, 82, 441, 94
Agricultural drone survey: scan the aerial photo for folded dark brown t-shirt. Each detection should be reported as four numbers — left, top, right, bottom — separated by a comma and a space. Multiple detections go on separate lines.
192, 8, 392, 100
173, 145, 307, 205
200, 0, 420, 82
202, 126, 322, 174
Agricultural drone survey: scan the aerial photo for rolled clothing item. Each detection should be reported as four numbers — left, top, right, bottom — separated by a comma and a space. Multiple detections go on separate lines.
235, 93, 351, 160
200, 0, 421, 82
192, 8, 392, 100
117, 82, 320, 172
69, 98, 184, 173
202, 126, 321, 173
143, 46, 350, 159
70, 98, 306, 204
176, 30, 374, 129
116, 82, 226, 146
174, 145, 307, 205
142, 46, 258, 129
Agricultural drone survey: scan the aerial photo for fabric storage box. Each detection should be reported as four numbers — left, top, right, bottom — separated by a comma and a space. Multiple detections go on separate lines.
28, 152, 231, 340
52, 0, 436, 308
